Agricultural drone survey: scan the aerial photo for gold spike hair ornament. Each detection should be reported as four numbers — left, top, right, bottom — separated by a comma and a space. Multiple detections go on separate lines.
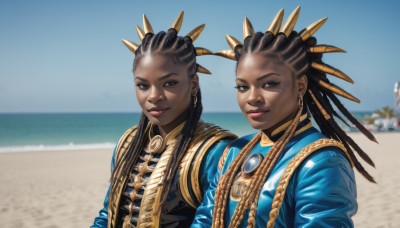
308, 90, 331, 120
243, 17, 255, 39
215, 50, 236, 60
266, 8, 284, 35
299, 17, 327, 41
142, 14, 154, 34
186, 24, 206, 42
197, 64, 212, 74
195, 47, 212, 56
214, 6, 360, 102
122, 39, 139, 53
226, 34, 242, 50
213, 34, 242, 60
279, 6, 300, 37
310, 76, 360, 103
170, 11, 184, 33
136, 26, 145, 41
122, 11, 213, 75
311, 62, 354, 83
308, 45, 346, 53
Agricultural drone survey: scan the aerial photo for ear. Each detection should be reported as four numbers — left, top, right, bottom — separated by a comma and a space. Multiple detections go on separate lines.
297, 75, 308, 96
191, 74, 199, 93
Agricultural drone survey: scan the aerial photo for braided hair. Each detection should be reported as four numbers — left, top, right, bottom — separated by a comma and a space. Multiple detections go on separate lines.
110, 12, 211, 209
213, 7, 376, 228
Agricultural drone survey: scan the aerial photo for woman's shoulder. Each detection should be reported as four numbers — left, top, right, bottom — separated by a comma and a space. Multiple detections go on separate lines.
117, 125, 138, 145
294, 138, 355, 181
114, 125, 138, 158
192, 121, 237, 143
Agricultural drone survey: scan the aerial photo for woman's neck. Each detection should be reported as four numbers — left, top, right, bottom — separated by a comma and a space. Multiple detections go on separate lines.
263, 111, 297, 138
157, 109, 189, 138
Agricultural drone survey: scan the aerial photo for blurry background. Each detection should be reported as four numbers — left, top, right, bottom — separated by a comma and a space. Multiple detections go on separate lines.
1, 1, 400, 227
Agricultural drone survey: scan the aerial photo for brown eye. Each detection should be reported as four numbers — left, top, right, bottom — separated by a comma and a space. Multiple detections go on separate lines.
136, 83, 148, 90
262, 81, 280, 88
235, 85, 248, 92
164, 81, 178, 87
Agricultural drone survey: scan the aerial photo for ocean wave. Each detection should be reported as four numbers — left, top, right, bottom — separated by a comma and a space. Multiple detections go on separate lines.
0, 142, 116, 153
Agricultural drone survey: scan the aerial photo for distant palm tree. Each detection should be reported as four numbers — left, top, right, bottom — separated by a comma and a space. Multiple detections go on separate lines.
374, 106, 398, 130
375, 106, 398, 119
363, 115, 376, 125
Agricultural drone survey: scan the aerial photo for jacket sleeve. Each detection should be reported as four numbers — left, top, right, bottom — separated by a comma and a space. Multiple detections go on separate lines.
90, 147, 117, 228
190, 139, 230, 228
294, 149, 358, 227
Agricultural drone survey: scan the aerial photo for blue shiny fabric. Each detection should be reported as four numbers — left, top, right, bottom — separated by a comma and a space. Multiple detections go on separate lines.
90, 147, 116, 228
90, 139, 232, 228
191, 128, 357, 228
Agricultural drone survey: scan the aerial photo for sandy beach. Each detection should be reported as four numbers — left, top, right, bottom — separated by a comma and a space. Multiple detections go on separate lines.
0, 132, 399, 228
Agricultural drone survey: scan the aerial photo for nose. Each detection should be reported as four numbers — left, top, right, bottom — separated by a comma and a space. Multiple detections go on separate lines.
147, 86, 165, 103
247, 88, 263, 106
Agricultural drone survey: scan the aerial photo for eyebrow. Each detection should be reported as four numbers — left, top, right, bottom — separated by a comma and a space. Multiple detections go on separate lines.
256, 73, 281, 81
135, 73, 178, 81
236, 73, 280, 82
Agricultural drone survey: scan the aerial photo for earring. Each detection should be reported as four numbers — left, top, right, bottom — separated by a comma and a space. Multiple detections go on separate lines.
192, 92, 198, 108
298, 95, 304, 109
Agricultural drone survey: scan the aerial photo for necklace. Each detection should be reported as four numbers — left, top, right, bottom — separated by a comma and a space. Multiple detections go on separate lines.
144, 125, 166, 154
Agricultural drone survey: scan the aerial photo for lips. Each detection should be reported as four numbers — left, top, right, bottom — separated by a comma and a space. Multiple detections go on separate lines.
147, 107, 169, 117
247, 109, 269, 119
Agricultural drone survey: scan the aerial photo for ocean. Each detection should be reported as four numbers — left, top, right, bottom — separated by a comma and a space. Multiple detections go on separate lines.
0, 112, 374, 153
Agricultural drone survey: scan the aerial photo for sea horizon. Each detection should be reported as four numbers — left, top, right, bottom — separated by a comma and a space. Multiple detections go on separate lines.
0, 111, 396, 153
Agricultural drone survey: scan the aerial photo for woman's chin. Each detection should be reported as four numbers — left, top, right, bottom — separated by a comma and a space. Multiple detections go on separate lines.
146, 115, 162, 126
247, 120, 270, 130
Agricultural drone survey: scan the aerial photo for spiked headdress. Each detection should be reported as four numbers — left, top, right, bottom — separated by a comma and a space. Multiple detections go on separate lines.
121, 11, 212, 75
216, 6, 359, 103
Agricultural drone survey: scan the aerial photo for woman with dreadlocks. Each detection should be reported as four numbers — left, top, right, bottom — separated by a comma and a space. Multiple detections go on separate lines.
192, 7, 377, 228
91, 12, 236, 228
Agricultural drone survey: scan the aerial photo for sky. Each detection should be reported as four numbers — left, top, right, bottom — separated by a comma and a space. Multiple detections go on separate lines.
1, 1, 400, 113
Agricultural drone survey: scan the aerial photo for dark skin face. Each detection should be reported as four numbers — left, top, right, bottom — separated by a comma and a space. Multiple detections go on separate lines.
134, 54, 198, 137
235, 53, 307, 134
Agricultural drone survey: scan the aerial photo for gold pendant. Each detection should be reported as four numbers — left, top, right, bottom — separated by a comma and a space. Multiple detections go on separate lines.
145, 135, 165, 153
230, 173, 251, 202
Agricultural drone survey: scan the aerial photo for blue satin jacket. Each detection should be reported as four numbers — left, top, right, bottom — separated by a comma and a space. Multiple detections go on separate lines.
91, 139, 232, 227
191, 127, 357, 228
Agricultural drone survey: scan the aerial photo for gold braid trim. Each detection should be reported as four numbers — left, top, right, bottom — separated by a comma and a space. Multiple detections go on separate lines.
179, 122, 236, 208
116, 126, 138, 160
108, 126, 138, 228
267, 138, 354, 228
137, 144, 176, 228
218, 140, 236, 171
190, 130, 236, 205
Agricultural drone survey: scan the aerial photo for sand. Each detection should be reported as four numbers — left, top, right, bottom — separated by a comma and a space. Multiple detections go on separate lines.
0, 133, 399, 228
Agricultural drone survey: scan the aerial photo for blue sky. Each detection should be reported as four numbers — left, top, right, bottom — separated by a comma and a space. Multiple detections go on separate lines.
1, 1, 399, 113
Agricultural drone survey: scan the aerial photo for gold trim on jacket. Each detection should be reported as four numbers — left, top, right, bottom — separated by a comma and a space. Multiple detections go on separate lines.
267, 138, 354, 228
108, 126, 138, 228
108, 121, 235, 228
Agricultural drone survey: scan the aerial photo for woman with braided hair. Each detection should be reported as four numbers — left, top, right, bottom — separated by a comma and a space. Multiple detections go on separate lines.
192, 7, 377, 228
91, 11, 236, 228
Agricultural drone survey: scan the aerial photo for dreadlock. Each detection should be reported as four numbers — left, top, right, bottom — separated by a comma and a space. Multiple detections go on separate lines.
110, 13, 208, 210
213, 7, 377, 228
